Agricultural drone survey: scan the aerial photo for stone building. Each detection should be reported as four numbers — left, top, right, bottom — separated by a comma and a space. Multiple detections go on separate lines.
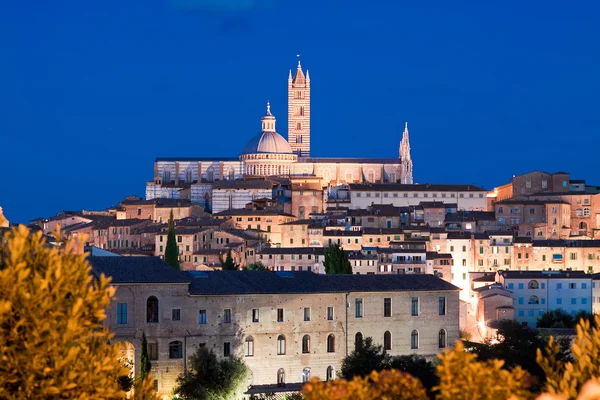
146, 61, 413, 204
211, 180, 273, 214
91, 256, 459, 399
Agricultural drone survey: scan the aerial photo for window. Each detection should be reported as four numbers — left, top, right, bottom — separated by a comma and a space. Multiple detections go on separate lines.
518, 283, 524, 290
277, 308, 284, 322
355, 298, 363, 318
198, 310, 207, 324
569, 282, 576, 289
582, 283, 587, 289
223, 342, 231, 357
529, 295, 539, 305
326, 366, 335, 381
277, 368, 285, 387
303, 307, 311, 321
411, 330, 419, 349
223, 309, 232, 324
411, 297, 419, 316
172, 308, 181, 321
528, 280, 539, 289
437, 329, 447, 348
169, 341, 183, 359
252, 309, 260, 323
245, 337, 254, 357
542, 180, 548, 188
584, 208, 590, 217
355, 332, 363, 351
571, 298, 577, 305
146, 296, 159, 323
327, 306, 334, 321
383, 331, 392, 350
117, 303, 128, 325
384, 298, 392, 317
302, 335, 311, 353
148, 342, 158, 360
557, 283, 563, 289
439, 296, 446, 315
327, 334, 335, 353
302, 368, 311, 383
277, 335, 286, 355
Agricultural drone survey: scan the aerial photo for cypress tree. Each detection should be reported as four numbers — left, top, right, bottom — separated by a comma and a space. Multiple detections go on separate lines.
220, 250, 238, 270
140, 331, 152, 381
324, 243, 352, 274
164, 210, 180, 270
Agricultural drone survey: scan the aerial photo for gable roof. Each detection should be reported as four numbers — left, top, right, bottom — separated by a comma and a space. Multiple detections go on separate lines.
88, 256, 190, 284
187, 271, 459, 295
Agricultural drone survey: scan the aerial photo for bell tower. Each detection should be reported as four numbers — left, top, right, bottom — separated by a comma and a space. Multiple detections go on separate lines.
288, 60, 310, 157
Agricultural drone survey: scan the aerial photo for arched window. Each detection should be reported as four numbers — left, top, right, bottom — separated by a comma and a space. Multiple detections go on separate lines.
245, 336, 254, 357
147, 296, 159, 323
296, 122, 302, 130
228, 168, 235, 180
529, 295, 539, 305
580, 221, 588, 231
169, 341, 182, 359
302, 335, 310, 354
277, 368, 285, 387
576, 208, 583, 216
326, 365, 335, 381
383, 331, 392, 351
164, 170, 171, 183
327, 334, 335, 353
439, 329, 447, 348
206, 167, 214, 182
302, 368, 311, 383
277, 335, 286, 355
299, 106, 304, 116
584, 208, 590, 217
355, 332, 363, 351
528, 280, 539, 289
411, 330, 419, 349
185, 168, 193, 183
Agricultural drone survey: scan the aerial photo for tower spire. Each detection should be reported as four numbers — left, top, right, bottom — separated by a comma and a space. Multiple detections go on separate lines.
261, 101, 276, 132
400, 121, 413, 184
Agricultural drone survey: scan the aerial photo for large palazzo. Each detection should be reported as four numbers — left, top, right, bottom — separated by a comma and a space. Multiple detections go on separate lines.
146, 61, 413, 202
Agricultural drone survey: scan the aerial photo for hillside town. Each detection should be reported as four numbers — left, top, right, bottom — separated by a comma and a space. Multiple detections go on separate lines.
3, 62, 600, 398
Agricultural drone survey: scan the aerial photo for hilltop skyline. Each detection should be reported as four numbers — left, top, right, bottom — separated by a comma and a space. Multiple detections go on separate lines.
1, 0, 600, 223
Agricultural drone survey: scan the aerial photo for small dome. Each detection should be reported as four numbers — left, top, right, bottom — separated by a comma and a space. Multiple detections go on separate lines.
242, 131, 293, 155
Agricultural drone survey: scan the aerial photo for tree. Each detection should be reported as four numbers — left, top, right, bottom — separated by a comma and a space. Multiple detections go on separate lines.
140, 331, 152, 381
303, 369, 428, 400
537, 309, 575, 329
324, 243, 352, 274
173, 346, 248, 400
165, 209, 180, 270
0, 225, 156, 399
388, 355, 439, 398
220, 250, 238, 271
340, 337, 389, 379
245, 262, 268, 271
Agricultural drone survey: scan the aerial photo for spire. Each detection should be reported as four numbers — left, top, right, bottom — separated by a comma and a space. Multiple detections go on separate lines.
292, 58, 306, 85
261, 101, 276, 132
306, 69, 310, 82
400, 121, 413, 184
288, 69, 292, 81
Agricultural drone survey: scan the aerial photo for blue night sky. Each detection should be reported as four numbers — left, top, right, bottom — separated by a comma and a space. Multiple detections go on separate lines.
1, 1, 599, 223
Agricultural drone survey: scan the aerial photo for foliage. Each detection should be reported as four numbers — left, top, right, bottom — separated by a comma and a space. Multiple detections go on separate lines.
388, 355, 438, 397
173, 345, 248, 400
537, 314, 600, 399
340, 337, 389, 379
458, 329, 472, 341
324, 243, 352, 274
435, 341, 535, 400
220, 250, 238, 271
140, 331, 152, 381
538, 309, 576, 329
303, 369, 428, 400
245, 262, 268, 271
117, 357, 134, 392
249, 394, 303, 400
468, 319, 572, 389
165, 210, 180, 270
0, 225, 156, 399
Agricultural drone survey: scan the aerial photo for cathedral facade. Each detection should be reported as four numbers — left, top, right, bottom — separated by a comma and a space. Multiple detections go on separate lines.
146, 62, 413, 201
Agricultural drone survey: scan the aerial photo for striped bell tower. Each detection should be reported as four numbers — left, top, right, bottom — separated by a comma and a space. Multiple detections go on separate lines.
288, 60, 311, 157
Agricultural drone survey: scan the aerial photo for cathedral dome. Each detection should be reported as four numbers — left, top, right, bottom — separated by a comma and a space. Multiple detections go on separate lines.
241, 102, 293, 155
242, 131, 293, 155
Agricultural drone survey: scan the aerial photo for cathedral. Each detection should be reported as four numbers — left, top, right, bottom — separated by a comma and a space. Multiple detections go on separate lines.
146, 61, 413, 201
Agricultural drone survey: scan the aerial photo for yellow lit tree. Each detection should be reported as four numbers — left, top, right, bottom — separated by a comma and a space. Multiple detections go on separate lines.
0, 226, 156, 399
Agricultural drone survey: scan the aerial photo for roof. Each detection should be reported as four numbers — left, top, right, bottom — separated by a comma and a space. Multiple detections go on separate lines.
472, 273, 496, 282
281, 219, 311, 225
88, 256, 190, 284
495, 199, 570, 205
426, 252, 452, 259
242, 131, 293, 155
120, 198, 197, 208
212, 180, 273, 190
533, 240, 600, 248
187, 270, 459, 295
258, 247, 326, 255
349, 183, 487, 192
500, 270, 590, 279
445, 211, 496, 222
322, 230, 362, 237
156, 157, 239, 162
299, 158, 400, 164
214, 209, 295, 218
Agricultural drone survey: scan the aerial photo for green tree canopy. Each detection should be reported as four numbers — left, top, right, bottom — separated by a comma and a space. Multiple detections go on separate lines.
245, 262, 268, 271
0, 226, 156, 399
140, 331, 152, 381
173, 346, 248, 400
220, 250, 238, 271
340, 336, 389, 379
165, 209, 180, 270
324, 243, 352, 274
388, 354, 439, 398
